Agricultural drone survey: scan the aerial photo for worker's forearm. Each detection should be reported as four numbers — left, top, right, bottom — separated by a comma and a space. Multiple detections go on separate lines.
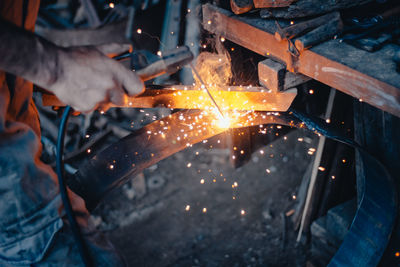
35, 19, 129, 47
0, 19, 60, 88
0, 19, 144, 112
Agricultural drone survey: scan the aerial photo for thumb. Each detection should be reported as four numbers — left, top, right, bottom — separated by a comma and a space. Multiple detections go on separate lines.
109, 89, 125, 106
117, 66, 145, 97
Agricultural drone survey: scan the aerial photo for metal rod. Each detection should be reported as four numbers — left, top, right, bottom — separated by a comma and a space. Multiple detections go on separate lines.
189, 62, 225, 119
296, 88, 336, 242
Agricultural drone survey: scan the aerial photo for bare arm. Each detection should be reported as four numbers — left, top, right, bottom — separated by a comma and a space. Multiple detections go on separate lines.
35, 19, 129, 48
0, 19, 144, 112
0, 19, 59, 87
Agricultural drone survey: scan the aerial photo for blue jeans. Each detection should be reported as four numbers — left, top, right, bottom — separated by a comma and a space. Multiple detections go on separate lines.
0, 73, 123, 266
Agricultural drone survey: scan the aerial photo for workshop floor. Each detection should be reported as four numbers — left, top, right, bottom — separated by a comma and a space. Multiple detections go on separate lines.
92, 128, 317, 267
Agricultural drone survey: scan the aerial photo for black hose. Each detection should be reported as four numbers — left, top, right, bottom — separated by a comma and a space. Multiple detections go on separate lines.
56, 105, 93, 266
289, 107, 360, 149
53, 52, 130, 265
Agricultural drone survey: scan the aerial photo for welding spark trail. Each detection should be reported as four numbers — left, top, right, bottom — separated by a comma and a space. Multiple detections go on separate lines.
190, 62, 225, 122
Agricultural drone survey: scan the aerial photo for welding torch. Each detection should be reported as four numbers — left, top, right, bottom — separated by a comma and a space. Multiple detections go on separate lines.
41, 45, 194, 109
116, 45, 193, 84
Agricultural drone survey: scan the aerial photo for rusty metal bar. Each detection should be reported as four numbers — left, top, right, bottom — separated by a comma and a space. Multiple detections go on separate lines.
42, 86, 297, 112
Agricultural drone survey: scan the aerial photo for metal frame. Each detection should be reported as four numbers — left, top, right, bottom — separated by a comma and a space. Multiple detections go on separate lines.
202, 4, 400, 117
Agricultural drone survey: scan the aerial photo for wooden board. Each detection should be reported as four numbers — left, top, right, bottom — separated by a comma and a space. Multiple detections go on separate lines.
42, 85, 297, 112
274, 12, 340, 42
258, 58, 310, 92
253, 0, 295, 8
258, 0, 373, 19
230, 0, 253, 15
202, 4, 400, 117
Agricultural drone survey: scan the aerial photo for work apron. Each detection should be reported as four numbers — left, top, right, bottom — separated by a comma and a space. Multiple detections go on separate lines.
0, 0, 64, 264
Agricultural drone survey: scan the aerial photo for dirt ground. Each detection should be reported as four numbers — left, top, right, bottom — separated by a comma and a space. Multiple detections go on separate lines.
92, 127, 317, 267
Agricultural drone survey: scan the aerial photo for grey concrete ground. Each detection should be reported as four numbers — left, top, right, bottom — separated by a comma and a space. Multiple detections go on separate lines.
92, 128, 317, 267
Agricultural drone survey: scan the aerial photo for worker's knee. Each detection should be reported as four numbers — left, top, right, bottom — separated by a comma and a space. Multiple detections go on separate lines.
38, 222, 125, 266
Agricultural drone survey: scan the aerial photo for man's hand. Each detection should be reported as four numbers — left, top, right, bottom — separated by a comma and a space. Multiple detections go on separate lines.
48, 46, 143, 112
0, 19, 144, 112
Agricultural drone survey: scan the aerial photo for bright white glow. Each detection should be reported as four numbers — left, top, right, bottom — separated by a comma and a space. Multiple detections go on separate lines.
215, 111, 231, 129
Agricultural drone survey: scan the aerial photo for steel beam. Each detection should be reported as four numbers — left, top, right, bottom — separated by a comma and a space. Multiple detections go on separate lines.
68, 109, 303, 210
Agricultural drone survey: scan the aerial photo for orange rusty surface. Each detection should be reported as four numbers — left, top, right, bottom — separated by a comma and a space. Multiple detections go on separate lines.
253, 0, 296, 8
42, 85, 297, 112
202, 4, 400, 117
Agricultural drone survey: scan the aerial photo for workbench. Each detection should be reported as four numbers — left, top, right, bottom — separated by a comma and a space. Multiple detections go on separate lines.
202, 4, 400, 117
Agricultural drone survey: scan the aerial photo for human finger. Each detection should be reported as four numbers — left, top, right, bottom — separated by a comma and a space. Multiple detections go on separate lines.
94, 43, 132, 58
109, 88, 126, 106
116, 66, 145, 97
